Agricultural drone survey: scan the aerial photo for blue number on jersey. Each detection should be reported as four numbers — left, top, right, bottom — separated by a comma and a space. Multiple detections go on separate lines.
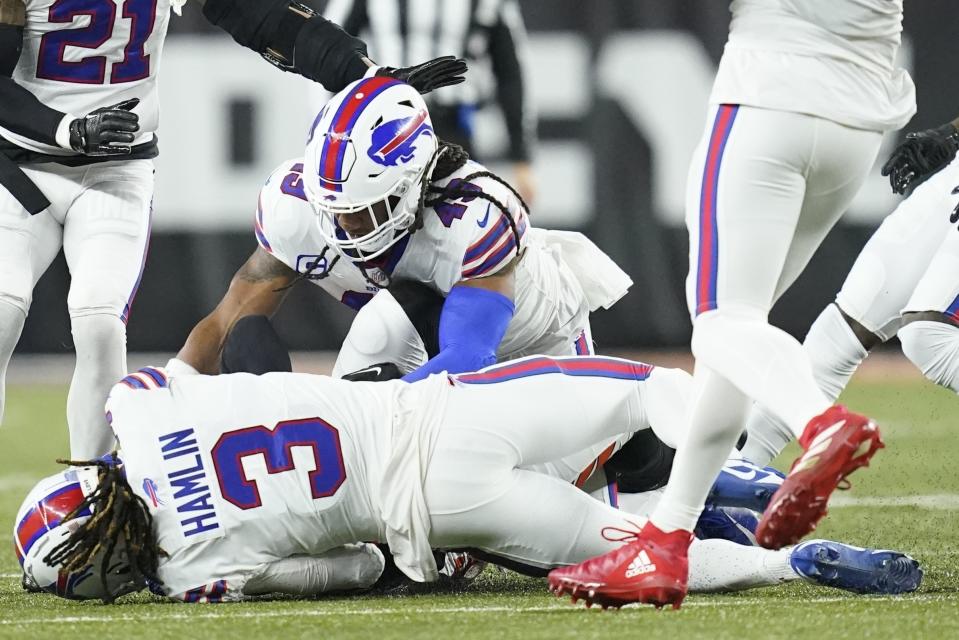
434, 179, 481, 227
37, 0, 157, 85
210, 417, 346, 510
281, 164, 308, 201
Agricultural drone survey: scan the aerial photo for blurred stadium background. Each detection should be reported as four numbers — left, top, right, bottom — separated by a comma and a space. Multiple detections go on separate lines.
12, 0, 959, 359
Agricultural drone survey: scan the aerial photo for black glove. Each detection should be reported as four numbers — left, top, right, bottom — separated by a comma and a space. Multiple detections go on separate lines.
377, 56, 467, 94
341, 362, 404, 382
881, 123, 959, 195
69, 98, 140, 156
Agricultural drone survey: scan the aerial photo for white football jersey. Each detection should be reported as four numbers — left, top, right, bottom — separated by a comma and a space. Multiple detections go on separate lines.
256, 158, 592, 359
0, 0, 175, 154
711, 0, 915, 131
107, 368, 406, 601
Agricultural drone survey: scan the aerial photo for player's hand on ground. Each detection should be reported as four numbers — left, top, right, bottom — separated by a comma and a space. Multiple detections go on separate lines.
881, 123, 959, 195
377, 56, 467, 94
69, 98, 141, 156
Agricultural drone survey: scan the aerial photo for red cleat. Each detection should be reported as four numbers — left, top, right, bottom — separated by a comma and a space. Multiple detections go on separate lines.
547, 521, 693, 610
756, 405, 884, 550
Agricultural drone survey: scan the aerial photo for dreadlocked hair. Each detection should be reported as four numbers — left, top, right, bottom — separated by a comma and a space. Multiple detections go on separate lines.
42, 455, 166, 603
412, 141, 530, 253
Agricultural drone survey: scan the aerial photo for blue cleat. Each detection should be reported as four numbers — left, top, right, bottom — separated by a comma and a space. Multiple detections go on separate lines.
707, 460, 785, 512
790, 540, 923, 594
694, 506, 759, 546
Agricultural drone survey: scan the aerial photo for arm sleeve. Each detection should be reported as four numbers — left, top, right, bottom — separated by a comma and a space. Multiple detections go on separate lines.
242, 544, 385, 597
200, 0, 369, 91
488, 0, 534, 162
0, 24, 70, 147
402, 285, 515, 382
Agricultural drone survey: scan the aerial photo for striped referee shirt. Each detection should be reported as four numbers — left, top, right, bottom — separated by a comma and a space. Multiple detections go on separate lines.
322, 0, 534, 162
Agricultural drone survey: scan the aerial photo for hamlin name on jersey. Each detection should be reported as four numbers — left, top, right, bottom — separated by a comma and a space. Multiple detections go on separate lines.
255, 158, 592, 359
106, 367, 402, 601
0, 0, 176, 154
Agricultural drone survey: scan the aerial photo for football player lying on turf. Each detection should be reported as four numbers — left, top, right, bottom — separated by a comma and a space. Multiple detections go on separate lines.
15, 358, 921, 602
168, 79, 632, 384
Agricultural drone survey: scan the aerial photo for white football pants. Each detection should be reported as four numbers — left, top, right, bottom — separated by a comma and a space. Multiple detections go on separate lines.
743, 157, 959, 463
0, 160, 153, 458
654, 104, 882, 533
424, 357, 797, 592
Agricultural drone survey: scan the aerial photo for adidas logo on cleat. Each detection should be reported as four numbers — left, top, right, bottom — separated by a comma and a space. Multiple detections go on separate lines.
625, 550, 657, 578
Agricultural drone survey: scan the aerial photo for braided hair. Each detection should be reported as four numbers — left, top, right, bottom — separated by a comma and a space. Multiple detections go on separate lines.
42, 455, 165, 603
412, 141, 530, 255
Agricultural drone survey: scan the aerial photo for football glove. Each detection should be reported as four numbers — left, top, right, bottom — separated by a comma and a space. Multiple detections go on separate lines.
377, 56, 467, 94
881, 123, 959, 195
69, 98, 140, 156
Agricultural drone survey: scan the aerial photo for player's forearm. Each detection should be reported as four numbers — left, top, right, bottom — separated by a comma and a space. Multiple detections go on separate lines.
0, 20, 71, 147
199, 0, 370, 91
176, 313, 231, 375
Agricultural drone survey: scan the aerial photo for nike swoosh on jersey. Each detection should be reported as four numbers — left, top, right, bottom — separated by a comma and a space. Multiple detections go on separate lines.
477, 204, 491, 228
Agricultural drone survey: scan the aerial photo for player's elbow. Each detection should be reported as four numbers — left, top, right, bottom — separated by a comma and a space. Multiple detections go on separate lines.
443, 343, 499, 375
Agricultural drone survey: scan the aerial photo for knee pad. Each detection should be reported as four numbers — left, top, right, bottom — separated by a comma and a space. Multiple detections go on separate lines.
67, 281, 128, 320
0, 293, 27, 318
898, 319, 959, 392
222, 315, 292, 375
332, 289, 432, 377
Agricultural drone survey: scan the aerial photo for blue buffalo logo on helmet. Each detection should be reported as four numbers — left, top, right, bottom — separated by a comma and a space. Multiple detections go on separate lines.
368, 110, 434, 168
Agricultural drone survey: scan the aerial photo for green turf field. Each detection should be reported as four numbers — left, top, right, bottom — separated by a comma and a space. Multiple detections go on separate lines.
1, 376, 958, 640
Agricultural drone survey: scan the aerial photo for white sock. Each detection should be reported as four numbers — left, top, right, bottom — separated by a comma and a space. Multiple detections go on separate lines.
0, 300, 26, 426
741, 303, 868, 464
688, 538, 797, 593
67, 314, 126, 458
899, 320, 959, 393
805, 303, 870, 400
652, 365, 750, 533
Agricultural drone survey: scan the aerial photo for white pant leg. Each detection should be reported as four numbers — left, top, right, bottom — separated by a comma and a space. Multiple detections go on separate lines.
742, 162, 959, 464
332, 290, 429, 377
0, 164, 76, 426
903, 224, 959, 317
898, 228, 959, 392
62, 160, 154, 458
685, 105, 881, 434
836, 158, 959, 340
656, 107, 881, 533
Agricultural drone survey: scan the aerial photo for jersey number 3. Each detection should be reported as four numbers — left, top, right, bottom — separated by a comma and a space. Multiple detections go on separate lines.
37, 0, 158, 85
211, 418, 347, 510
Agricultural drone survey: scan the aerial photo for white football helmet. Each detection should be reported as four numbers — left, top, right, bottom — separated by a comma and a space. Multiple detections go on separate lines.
14, 466, 139, 601
303, 76, 439, 263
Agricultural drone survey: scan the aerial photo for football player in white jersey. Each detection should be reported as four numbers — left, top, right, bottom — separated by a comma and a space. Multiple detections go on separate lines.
170, 78, 631, 383
0, 0, 466, 460
16, 360, 921, 602
549, 0, 917, 609
742, 116, 959, 465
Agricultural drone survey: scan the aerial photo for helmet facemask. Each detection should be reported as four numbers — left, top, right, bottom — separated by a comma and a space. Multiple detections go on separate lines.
309, 166, 422, 263
302, 78, 440, 264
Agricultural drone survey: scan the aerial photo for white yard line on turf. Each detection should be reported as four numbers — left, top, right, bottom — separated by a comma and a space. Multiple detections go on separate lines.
829, 494, 959, 510
1, 595, 953, 625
